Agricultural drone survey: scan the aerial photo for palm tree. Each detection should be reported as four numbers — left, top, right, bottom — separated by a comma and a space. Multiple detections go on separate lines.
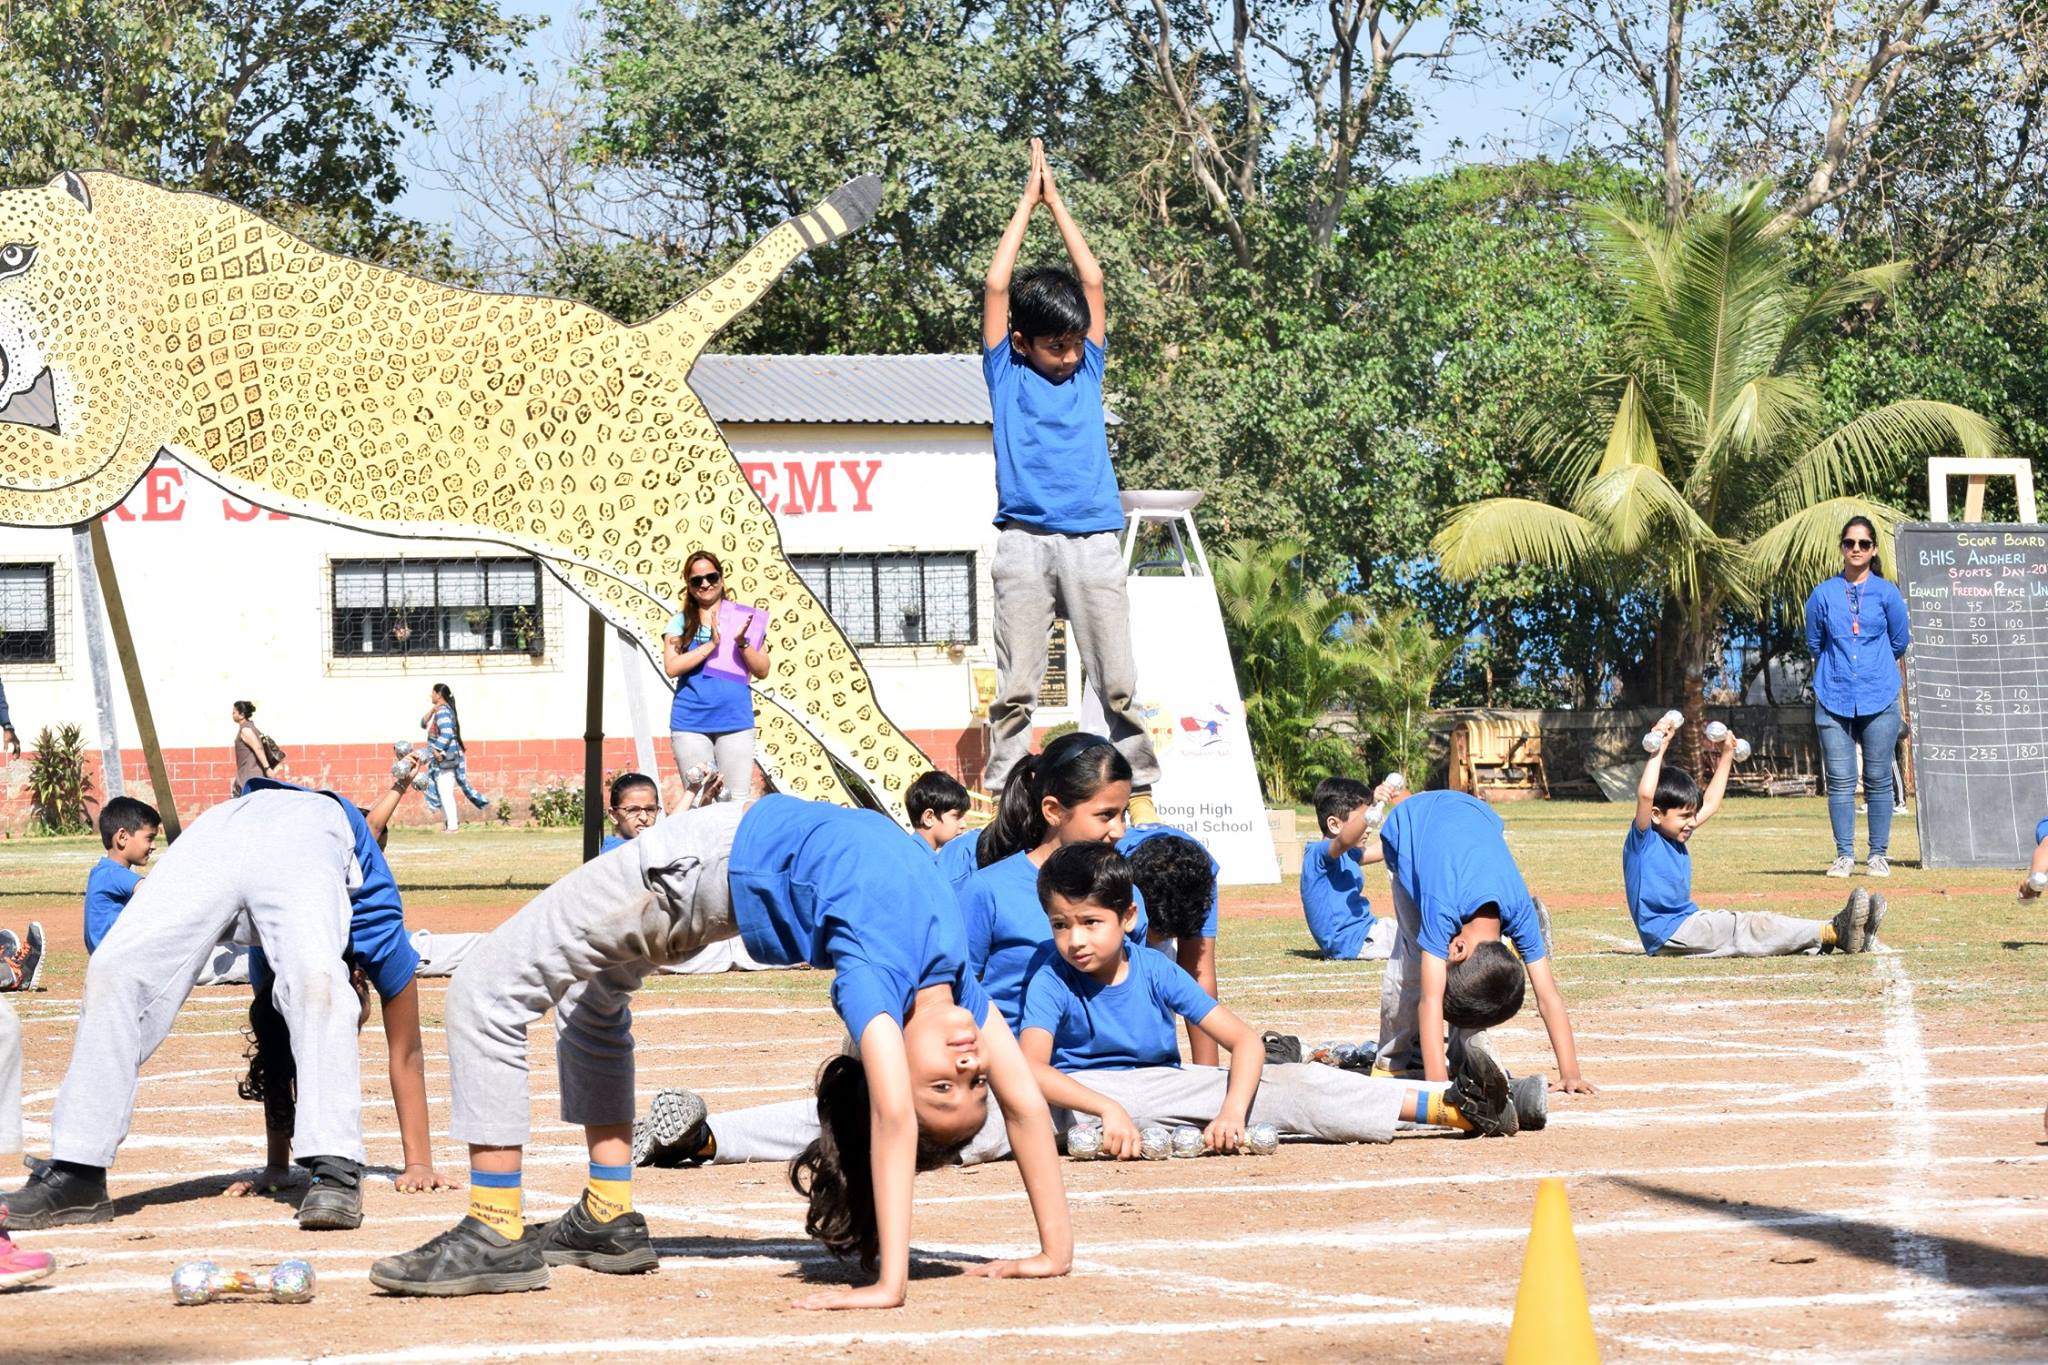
1433, 182, 2002, 760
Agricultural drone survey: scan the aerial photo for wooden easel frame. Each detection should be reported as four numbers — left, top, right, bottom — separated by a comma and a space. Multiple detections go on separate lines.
1928, 457, 2038, 523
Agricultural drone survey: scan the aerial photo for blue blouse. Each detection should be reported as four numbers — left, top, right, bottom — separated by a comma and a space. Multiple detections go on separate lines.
1804, 574, 1911, 717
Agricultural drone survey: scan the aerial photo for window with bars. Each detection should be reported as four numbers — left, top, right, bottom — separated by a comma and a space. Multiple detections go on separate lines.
791, 552, 975, 646
331, 558, 544, 658
0, 563, 55, 664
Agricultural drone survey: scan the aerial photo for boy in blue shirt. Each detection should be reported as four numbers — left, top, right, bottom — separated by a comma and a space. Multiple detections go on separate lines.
1367, 787, 1593, 1094
905, 769, 971, 854
981, 138, 1159, 819
1300, 778, 1396, 963
83, 797, 160, 955
1630, 716, 1877, 956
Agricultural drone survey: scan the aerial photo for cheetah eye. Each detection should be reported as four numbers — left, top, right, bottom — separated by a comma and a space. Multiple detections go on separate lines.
0, 244, 33, 279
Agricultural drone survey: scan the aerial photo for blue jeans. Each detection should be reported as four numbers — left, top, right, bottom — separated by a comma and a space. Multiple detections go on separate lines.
1814, 697, 1902, 858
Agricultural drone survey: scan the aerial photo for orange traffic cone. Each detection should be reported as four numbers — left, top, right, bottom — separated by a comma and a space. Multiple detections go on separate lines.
1504, 1178, 1600, 1364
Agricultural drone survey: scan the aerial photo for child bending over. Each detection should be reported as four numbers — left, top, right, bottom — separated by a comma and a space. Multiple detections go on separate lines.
1630, 716, 1880, 957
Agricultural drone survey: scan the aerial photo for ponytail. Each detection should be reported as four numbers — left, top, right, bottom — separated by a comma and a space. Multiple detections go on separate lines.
433, 683, 464, 748
790, 1054, 966, 1269
979, 732, 1132, 866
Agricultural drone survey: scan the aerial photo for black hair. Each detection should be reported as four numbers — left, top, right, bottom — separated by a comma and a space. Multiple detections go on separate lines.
1841, 514, 1884, 576
1008, 266, 1090, 342
1313, 777, 1372, 835
432, 683, 464, 748
980, 732, 1132, 867
1653, 764, 1702, 814
789, 1054, 972, 1269
1037, 841, 1136, 916
905, 770, 970, 827
609, 771, 658, 807
1443, 941, 1526, 1029
238, 969, 371, 1134
98, 795, 161, 850
1125, 833, 1213, 939
232, 699, 256, 720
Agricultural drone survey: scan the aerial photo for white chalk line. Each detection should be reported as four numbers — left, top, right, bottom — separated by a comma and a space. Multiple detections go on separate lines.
1873, 947, 1950, 1329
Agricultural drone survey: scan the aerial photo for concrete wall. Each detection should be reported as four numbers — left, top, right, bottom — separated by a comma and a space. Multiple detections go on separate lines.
1432, 705, 1836, 800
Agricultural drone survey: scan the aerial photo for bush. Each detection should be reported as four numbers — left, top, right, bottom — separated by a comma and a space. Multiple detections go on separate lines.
28, 724, 94, 836
526, 779, 584, 828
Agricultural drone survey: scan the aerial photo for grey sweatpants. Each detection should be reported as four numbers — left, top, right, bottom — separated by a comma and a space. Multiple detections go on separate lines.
1658, 908, 1825, 957
1377, 880, 1483, 1075
706, 1063, 1427, 1165
52, 789, 364, 1167
985, 526, 1161, 791
0, 999, 19, 1155
446, 801, 747, 1148
1343, 918, 1398, 961
670, 730, 756, 803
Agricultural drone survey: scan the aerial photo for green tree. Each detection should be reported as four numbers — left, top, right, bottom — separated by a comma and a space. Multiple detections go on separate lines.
1344, 608, 1460, 784
1432, 182, 2002, 757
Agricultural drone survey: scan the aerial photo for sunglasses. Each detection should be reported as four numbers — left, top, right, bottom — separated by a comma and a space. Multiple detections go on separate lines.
1841, 538, 1874, 550
688, 571, 722, 588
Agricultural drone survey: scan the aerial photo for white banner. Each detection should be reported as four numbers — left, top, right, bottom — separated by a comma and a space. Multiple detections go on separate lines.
1084, 575, 1280, 885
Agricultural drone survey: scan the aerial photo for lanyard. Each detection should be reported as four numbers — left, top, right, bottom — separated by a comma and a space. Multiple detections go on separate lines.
1845, 579, 1863, 637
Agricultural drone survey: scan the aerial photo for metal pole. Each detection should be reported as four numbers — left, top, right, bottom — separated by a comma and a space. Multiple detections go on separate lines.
581, 607, 605, 862
70, 523, 124, 798
87, 521, 179, 839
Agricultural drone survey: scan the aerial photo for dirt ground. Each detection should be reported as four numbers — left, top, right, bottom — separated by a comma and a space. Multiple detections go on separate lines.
4, 801, 2047, 1363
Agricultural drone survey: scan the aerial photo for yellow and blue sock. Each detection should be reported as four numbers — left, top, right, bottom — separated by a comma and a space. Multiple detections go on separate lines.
467, 1168, 523, 1239
584, 1162, 633, 1223
1414, 1090, 1475, 1132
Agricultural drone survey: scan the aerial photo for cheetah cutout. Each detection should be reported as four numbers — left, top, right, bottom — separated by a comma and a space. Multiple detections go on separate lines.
0, 169, 925, 812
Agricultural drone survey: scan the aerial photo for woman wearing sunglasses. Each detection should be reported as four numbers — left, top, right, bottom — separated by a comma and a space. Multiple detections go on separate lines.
1803, 516, 1912, 877
663, 550, 771, 802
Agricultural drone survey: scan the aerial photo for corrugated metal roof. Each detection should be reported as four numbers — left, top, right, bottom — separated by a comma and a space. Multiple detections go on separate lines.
692, 354, 991, 425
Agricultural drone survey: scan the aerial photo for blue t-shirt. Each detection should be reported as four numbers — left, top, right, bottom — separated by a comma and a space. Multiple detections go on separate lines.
1803, 573, 1911, 717
601, 833, 628, 853
243, 779, 420, 1000
1020, 944, 1216, 1072
1299, 840, 1378, 959
1622, 823, 1698, 954
2037, 817, 2048, 846
665, 617, 755, 734
936, 826, 983, 894
982, 337, 1122, 534
83, 857, 142, 954
1118, 823, 1220, 939
728, 796, 990, 1043
1378, 790, 1546, 963
958, 849, 1149, 1029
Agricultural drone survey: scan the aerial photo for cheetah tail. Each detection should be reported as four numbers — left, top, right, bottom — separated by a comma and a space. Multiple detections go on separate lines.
636, 175, 883, 371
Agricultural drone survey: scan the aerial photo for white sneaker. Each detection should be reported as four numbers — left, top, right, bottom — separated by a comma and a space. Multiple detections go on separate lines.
1826, 856, 1854, 878
1867, 855, 1890, 877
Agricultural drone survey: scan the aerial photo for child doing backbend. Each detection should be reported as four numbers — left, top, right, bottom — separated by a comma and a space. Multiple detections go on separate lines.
371, 785, 1070, 1309
1629, 715, 1881, 957
1021, 844, 1516, 1154
1365, 788, 1593, 1094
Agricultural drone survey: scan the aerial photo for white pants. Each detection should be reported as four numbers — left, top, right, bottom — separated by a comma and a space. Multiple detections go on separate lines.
51, 790, 365, 1167
669, 730, 755, 803
1376, 880, 1482, 1074
435, 770, 461, 831
1348, 918, 1397, 961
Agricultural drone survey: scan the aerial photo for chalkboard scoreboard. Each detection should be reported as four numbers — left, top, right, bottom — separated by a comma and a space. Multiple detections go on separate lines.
1897, 521, 2048, 869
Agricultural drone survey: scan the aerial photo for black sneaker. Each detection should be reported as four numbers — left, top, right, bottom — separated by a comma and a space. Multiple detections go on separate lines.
15, 923, 41, 991
1443, 1041, 1516, 1137
1260, 1032, 1304, 1066
297, 1180, 363, 1231
1864, 893, 1887, 951
0, 1164, 112, 1228
1509, 1074, 1549, 1132
533, 1197, 658, 1273
632, 1088, 710, 1169
368, 1216, 550, 1297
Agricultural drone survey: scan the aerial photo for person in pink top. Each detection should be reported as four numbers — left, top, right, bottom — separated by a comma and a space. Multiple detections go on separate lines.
662, 550, 771, 801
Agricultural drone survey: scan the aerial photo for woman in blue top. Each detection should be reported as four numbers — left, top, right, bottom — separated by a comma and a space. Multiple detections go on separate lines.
421, 683, 491, 832
665, 550, 770, 801
1803, 516, 1912, 878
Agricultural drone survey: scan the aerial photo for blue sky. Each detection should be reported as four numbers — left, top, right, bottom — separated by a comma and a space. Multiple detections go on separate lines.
390, 0, 1586, 244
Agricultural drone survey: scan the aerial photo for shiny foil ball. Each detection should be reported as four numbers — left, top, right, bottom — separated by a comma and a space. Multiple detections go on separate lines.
1065, 1123, 1103, 1161
1169, 1126, 1204, 1158
391, 740, 410, 757
1139, 1124, 1172, 1160
1246, 1122, 1280, 1156
683, 763, 710, 788
171, 1260, 220, 1306
268, 1259, 316, 1304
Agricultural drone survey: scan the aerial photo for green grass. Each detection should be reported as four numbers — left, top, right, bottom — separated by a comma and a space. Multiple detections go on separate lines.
2, 796, 2035, 1021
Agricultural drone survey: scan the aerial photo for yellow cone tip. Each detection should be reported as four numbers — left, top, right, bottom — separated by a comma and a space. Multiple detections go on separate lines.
1504, 1178, 1600, 1364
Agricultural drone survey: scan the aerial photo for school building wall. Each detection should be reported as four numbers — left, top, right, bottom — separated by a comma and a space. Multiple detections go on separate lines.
0, 423, 1074, 832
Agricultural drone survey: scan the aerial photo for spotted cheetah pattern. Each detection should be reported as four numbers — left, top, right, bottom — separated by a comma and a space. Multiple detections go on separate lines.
0, 170, 923, 811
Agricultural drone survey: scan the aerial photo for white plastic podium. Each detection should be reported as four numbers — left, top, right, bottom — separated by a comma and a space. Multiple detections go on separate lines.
1081, 490, 1280, 884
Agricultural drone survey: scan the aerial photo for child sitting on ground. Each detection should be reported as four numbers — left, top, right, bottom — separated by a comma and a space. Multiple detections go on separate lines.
906, 769, 971, 854
83, 797, 161, 954
980, 137, 1159, 821
1631, 716, 1881, 956
1300, 778, 1396, 963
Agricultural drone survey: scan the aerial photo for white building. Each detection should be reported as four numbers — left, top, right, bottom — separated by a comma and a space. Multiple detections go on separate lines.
0, 355, 1077, 827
